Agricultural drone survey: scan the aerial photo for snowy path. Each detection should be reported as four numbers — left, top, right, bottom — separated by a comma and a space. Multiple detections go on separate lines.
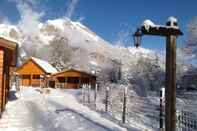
0, 88, 127, 131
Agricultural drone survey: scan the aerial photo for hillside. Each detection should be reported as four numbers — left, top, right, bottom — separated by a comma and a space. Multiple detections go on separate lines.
0, 18, 161, 84
1, 19, 157, 60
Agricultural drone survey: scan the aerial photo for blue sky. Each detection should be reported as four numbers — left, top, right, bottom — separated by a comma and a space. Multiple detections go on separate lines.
0, 0, 196, 51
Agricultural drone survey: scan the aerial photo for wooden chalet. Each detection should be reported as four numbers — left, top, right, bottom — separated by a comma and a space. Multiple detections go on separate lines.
49, 69, 96, 89
0, 37, 18, 117
16, 57, 57, 87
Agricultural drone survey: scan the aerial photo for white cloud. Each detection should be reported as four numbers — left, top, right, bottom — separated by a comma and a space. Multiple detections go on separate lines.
9, 0, 39, 6
0, 12, 10, 24
16, 1, 44, 35
66, 0, 79, 19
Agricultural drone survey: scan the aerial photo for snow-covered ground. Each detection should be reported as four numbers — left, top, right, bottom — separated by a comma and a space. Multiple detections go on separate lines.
0, 87, 140, 131
77, 84, 197, 131
78, 85, 160, 131
1, 86, 196, 131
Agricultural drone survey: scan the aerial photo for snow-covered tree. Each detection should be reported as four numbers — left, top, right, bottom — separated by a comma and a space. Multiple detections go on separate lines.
20, 36, 43, 58
183, 17, 197, 58
176, 48, 187, 87
129, 54, 164, 96
48, 36, 71, 70
176, 17, 197, 88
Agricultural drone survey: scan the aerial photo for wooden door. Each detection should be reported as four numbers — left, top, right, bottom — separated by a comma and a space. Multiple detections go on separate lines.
22, 75, 31, 86
49, 81, 55, 88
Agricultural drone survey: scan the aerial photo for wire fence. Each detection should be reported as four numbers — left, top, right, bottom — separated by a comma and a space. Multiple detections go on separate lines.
176, 110, 197, 131
176, 96, 197, 131
80, 84, 160, 130
79, 84, 197, 131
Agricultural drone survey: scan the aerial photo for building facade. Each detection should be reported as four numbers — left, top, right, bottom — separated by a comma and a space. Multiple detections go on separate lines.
0, 37, 18, 117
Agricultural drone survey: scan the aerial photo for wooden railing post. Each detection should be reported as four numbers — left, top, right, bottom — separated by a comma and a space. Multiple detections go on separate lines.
105, 87, 109, 112
82, 84, 85, 104
88, 84, 91, 103
160, 88, 165, 131
94, 84, 98, 108
122, 86, 127, 123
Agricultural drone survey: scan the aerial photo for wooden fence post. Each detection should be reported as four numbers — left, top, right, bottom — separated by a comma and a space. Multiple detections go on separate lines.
85, 84, 88, 103
160, 87, 165, 131
122, 86, 127, 123
105, 87, 109, 112
94, 84, 98, 108
82, 84, 85, 104
88, 84, 91, 103
16, 76, 20, 92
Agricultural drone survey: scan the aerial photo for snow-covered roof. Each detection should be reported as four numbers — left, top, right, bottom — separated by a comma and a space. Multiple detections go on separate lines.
52, 68, 96, 77
0, 24, 21, 45
31, 57, 57, 74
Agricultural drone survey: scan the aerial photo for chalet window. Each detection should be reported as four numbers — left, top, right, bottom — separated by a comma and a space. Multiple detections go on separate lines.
57, 77, 65, 83
33, 75, 40, 80
22, 75, 30, 79
67, 77, 79, 84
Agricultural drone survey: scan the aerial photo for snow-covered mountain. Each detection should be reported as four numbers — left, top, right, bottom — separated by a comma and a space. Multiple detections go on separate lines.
0, 18, 159, 74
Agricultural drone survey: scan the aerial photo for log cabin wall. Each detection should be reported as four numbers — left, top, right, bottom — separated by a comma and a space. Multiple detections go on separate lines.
0, 49, 14, 116
4, 49, 12, 105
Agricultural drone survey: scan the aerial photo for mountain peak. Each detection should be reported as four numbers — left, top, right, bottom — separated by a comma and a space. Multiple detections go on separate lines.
0, 18, 158, 73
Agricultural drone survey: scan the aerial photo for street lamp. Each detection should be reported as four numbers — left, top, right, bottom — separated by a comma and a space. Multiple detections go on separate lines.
133, 28, 142, 48
133, 17, 183, 131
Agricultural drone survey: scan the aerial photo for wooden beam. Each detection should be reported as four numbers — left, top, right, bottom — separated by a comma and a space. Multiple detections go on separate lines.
0, 38, 17, 51
141, 26, 183, 36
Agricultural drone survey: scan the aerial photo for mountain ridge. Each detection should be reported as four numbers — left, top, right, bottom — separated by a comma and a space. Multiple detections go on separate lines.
0, 18, 158, 73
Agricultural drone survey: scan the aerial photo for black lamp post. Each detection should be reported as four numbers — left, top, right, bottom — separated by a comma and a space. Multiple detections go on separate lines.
133, 17, 183, 131
133, 28, 142, 48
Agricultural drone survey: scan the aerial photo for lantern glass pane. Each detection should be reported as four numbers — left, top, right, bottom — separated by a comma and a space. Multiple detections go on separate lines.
134, 35, 141, 47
